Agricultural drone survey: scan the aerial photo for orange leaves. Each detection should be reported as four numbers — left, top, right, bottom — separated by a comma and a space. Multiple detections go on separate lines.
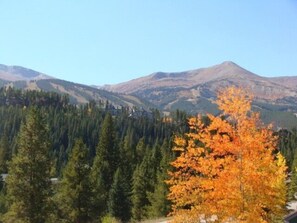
167, 86, 287, 223
216, 86, 252, 119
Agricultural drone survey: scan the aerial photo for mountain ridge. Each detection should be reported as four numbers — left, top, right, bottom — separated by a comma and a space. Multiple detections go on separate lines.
2, 61, 297, 121
0, 65, 151, 109
103, 61, 297, 104
103, 61, 268, 94
0, 64, 53, 81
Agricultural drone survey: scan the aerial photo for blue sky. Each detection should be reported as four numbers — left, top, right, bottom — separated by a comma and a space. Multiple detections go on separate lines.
0, 0, 296, 85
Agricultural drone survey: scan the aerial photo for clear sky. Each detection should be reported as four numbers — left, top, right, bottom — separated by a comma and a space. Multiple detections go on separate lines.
0, 0, 297, 85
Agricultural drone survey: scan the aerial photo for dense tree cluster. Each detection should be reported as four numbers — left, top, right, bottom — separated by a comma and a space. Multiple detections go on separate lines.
278, 128, 297, 201
0, 87, 188, 222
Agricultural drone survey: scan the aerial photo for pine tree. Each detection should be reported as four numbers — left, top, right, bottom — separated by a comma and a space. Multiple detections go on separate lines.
91, 113, 119, 218
147, 171, 170, 219
147, 140, 172, 218
120, 133, 136, 171
0, 133, 9, 173
131, 165, 148, 222
108, 167, 131, 222
3, 107, 52, 223
55, 139, 93, 223
131, 148, 155, 222
135, 137, 146, 163
289, 151, 297, 200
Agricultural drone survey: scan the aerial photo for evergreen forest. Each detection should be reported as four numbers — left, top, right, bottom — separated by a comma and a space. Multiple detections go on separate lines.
0, 87, 188, 222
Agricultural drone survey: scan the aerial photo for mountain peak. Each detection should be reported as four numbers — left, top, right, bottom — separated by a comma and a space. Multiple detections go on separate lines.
220, 61, 238, 66
0, 64, 54, 81
215, 61, 246, 71
105, 61, 264, 94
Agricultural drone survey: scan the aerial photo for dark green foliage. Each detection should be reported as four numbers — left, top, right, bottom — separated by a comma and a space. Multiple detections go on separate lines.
131, 164, 149, 221
108, 167, 131, 222
91, 113, 119, 218
278, 128, 297, 202
288, 149, 297, 202
0, 133, 9, 173
260, 110, 297, 129
0, 179, 7, 221
0, 87, 69, 108
55, 139, 93, 223
3, 107, 52, 223
135, 137, 146, 163
0, 88, 191, 222
131, 143, 163, 221
147, 140, 173, 218
278, 128, 297, 167
98, 113, 119, 180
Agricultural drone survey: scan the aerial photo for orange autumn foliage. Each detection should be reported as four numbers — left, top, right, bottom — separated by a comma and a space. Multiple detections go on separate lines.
167, 87, 287, 223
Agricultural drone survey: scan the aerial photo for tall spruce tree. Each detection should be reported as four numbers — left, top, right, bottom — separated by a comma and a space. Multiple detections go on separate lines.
289, 151, 297, 200
131, 149, 155, 222
55, 139, 93, 223
135, 138, 146, 163
147, 140, 172, 218
131, 164, 148, 222
91, 113, 118, 218
3, 107, 52, 223
108, 167, 131, 222
0, 133, 9, 173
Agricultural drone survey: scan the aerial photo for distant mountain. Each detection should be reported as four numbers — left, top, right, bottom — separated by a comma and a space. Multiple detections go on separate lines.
103, 61, 297, 128
104, 61, 297, 111
105, 61, 261, 93
0, 64, 150, 108
0, 64, 53, 81
2, 61, 297, 128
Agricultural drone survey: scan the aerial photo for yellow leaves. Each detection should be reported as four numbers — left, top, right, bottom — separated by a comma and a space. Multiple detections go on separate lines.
216, 86, 252, 119
276, 152, 286, 168
172, 137, 187, 152
168, 86, 287, 223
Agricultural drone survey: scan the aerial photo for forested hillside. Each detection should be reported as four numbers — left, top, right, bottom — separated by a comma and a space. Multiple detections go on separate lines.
0, 87, 189, 222
0, 87, 296, 222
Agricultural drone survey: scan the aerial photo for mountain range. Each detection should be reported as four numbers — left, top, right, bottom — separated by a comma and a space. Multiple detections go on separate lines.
0, 64, 150, 108
1, 62, 297, 128
104, 61, 297, 113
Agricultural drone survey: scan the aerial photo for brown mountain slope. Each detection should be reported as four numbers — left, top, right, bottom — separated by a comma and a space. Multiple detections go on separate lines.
104, 61, 297, 113
0, 64, 53, 81
0, 64, 151, 108
105, 61, 262, 93
270, 76, 297, 89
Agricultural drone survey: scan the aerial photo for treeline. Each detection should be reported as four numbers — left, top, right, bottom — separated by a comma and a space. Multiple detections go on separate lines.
0, 88, 188, 222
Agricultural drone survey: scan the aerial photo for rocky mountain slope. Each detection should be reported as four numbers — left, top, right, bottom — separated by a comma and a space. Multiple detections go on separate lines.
104, 61, 297, 114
